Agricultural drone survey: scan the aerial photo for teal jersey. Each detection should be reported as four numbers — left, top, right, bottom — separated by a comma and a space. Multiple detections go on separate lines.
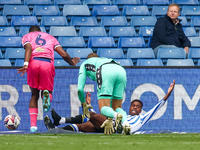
77, 57, 117, 103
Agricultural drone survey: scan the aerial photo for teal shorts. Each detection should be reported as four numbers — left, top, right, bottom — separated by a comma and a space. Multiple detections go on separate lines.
96, 63, 127, 100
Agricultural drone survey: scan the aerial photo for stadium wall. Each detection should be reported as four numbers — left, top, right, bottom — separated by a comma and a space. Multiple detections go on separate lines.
0, 67, 200, 133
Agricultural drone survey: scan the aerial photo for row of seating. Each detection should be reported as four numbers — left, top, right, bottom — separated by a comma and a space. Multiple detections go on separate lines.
1, 47, 200, 66
2, 5, 200, 18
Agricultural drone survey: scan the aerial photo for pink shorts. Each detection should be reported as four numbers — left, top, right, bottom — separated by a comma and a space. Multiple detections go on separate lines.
27, 58, 55, 91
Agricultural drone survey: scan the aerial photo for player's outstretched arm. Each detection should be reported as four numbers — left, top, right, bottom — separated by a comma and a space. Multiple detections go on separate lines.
163, 79, 175, 101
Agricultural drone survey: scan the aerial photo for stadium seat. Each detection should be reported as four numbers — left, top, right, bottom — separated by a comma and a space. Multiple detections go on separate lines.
190, 16, 200, 31
97, 48, 125, 59
113, 0, 140, 5
24, 0, 52, 5
181, 6, 200, 16
58, 37, 86, 48
126, 48, 155, 63
122, 5, 149, 20
5, 48, 25, 64
166, 59, 195, 66
79, 27, 107, 37
188, 48, 200, 64
76, 59, 87, 66
136, 59, 163, 66
88, 37, 115, 49
197, 59, 200, 66
0, 0, 21, 5
0, 16, 8, 26
114, 58, 134, 66
70, 17, 98, 27
63, 5, 90, 17
138, 26, 154, 37
143, 0, 170, 5
83, 0, 111, 5
54, 0, 81, 5
49, 26, 77, 37
3, 5, 30, 17
178, 16, 188, 27
32, 5, 60, 17
0, 50, 2, 58
54, 59, 71, 66
182, 27, 197, 37
0, 59, 12, 66
0, 27, 16, 36
188, 37, 200, 47
117, 37, 146, 50
157, 47, 186, 63
92, 5, 120, 16
100, 16, 128, 28
109, 27, 136, 37
11, 16, 38, 27
66, 48, 93, 58
151, 5, 168, 17
0, 36, 22, 48
15, 59, 24, 66
40, 16, 68, 30
172, 0, 199, 5
18, 26, 46, 36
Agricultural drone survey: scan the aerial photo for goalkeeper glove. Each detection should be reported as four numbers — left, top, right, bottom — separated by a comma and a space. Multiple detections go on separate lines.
82, 102, 93, 119
100, 118, 115, 135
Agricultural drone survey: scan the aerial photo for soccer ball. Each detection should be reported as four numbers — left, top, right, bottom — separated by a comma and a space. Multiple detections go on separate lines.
4, 115, 20, 130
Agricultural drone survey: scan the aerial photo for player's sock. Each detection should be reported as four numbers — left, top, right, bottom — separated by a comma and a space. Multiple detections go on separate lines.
100, 106, 115, 118
29, 108, 38, 127
62, 124, 79, 132
65, 115, 88, 124
49, 93, 52, 102
115, 108, 127, 123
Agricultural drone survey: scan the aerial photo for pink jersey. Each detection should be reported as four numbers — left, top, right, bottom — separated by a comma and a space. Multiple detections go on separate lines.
22, 31, 61, 61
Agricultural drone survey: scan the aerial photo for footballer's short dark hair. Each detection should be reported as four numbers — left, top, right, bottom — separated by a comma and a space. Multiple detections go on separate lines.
29, 25, 41, 33
130, 99, 143, 108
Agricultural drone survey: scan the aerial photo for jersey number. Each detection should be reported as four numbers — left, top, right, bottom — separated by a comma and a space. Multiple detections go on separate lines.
35, 35, 46, 46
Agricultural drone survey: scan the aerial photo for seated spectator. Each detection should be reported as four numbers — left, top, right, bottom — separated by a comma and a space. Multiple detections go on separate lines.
151, 3, 191, 58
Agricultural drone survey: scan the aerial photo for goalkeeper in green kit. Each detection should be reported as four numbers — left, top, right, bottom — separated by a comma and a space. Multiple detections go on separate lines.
77, 53, 130, 135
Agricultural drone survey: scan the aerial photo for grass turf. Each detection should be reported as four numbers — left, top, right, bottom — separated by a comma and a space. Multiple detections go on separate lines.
0, 133, 200, 150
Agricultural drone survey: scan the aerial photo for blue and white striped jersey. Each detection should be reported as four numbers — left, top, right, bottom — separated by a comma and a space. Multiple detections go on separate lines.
127, 99, 166, 134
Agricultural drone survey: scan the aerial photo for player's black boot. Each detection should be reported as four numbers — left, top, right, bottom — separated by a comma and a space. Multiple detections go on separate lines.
44, 115, 55, 130
51, 108, 61, 126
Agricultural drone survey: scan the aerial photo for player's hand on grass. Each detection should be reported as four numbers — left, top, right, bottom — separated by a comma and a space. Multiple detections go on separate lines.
100, 118, 115, 135
82, 102, 93, 119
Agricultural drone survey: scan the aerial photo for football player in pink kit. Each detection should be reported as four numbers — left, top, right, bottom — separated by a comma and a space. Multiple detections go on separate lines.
17, 25, 80, 133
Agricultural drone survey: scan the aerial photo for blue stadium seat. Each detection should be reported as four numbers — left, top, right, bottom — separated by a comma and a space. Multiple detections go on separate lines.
0, 59, 12, 66
97, 48, 125, 58
70, 17, 98, 27
178, 16, 188, 27
136, 59, 163, 66
54, 59, 71, 66
24, 0, 52, 5
79, 27, 107, 37
11, 16, 38, 27
197, 59, 200, 66
92, 5, 120, 16
117, 37, 146, 50
63, 5, 90, 17
0, 16, 8, 26
157, 47, 186, 63
131, 16, 157, 27
122, 5, 149, 20
49, 26, 77, 37
54, 0, 81, 5
151, 5, 168, 17
5, 48, 25, 64
190, 16, 200, 31
100, 16, 128, 28
3, 5, 30, 17
113, 0, 140, 5
83, 0, 111, 5
0, 27, 16, 36
0, 36, 22, 48
181, 6, 200, 16
109, 27, 136, 37
138, 26, 154, 37
76, 59, 87, 66
19, 26, 46, 36
15, 59, 24, 66
66, 48, 93, 58
188, 37, 200, 47
0, 49, 2, 58
0, 0, 21, 4
32, 5, 60, 17
188, 48, 200, 64
126, 48, 155, 63
40, 16, 68, 30
88, 37, 115, 49
58, 37, 86, 48
114, 58, 134, 66
172, 0, 199, 5
166, 59, 195, 66
143, 0, 170, 5
182, 27, 197, 37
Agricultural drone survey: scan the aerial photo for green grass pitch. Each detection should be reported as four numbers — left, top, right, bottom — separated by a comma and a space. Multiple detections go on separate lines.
1, 133, 200, 150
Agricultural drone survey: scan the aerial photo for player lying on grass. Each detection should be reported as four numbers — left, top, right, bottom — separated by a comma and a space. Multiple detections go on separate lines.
44, 80, 175, 134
